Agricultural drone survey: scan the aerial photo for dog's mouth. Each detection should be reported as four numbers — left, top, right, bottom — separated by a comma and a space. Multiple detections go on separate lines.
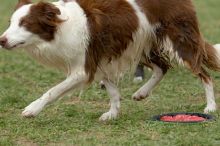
5, 42, 25, 50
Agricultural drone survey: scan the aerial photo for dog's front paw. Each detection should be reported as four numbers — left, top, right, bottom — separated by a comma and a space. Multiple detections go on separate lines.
22, 99, 46, 118
204, 104, 217, 113
99, 110, 118, 121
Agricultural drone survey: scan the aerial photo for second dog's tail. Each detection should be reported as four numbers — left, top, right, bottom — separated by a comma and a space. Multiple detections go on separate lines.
203, 42, 220, 71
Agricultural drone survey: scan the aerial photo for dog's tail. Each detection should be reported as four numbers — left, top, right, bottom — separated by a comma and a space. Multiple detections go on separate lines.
203, 42, 220, 71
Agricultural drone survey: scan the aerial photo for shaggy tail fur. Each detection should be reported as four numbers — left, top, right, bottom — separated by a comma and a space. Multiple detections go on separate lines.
203, 42, 220, 71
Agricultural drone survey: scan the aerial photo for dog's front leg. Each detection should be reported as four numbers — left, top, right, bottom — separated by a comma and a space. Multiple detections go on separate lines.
22, 73, 87, 118
99, 79, 120, 121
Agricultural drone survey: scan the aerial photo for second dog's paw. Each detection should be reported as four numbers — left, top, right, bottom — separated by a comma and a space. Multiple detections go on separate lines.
22, 99, 46, 118
133, 77, 143, 83
99, 111, 118, 121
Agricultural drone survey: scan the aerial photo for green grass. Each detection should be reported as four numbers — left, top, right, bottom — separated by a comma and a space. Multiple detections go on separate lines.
1, 0, 220, 145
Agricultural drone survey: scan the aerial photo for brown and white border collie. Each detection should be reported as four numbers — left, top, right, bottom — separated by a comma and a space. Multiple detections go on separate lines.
0, 0, 219, 121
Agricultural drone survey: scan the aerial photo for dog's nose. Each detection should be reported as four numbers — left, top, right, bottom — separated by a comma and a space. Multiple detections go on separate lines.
0, 37, 8, 48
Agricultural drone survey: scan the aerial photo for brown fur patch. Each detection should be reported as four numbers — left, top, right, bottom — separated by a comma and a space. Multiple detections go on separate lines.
19, 2, 63, 41
203, 42, 220, 71
198, 67, 211, 84
136, 0, 205, 74
15, 0, 32, 10
146, 50, 171, 74
76, 0, 138, 82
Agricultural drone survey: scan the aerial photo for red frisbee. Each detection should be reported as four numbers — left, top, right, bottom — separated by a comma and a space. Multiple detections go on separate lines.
161, 114, 205, 122
153, 113, 214, 123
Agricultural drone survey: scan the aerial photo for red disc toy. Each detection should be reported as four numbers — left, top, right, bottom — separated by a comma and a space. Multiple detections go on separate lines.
153, 113, 214, 123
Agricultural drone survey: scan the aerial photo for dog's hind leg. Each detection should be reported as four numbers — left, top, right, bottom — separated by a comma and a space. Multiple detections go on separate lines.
196, 68, 217, 113
99, 79, 120, 121
132, 63, 164, 100
22, 72, 87, 118
132, 51, 171, 101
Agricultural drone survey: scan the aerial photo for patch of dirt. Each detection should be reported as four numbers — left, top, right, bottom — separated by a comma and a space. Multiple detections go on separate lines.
16, 137, 38, 146
47, 142, 69, 146
64, 96, 81, 105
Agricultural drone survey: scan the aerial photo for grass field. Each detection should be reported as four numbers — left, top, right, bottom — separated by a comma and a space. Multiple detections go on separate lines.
1, 0, 220, 146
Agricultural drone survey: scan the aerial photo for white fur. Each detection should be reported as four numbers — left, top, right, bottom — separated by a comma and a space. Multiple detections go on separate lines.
214, 44, 220, 63
0, 0, 155, 120
26, 2, 90, 74
22, 70, 87, 117
99, 80, 120, 121
214, 44, 220, 50
97, 0, 154, 120
132, 63, 164, 100
1, 4, 34, 49
133, 76, 143, 83
162, 36, 184, 65
22, 2, 90, 117
201, 44, 220, 113
202, 80, 217, 113
95, 0, 154, 82
0, 1, 90, 117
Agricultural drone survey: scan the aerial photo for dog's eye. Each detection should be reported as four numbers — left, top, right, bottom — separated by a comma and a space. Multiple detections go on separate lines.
19, 19, 26, 26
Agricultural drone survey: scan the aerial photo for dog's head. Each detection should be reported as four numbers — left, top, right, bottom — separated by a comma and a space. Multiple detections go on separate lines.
0, 0, 63, 50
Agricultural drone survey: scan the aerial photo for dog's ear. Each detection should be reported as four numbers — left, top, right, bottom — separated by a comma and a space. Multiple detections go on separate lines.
15, 0, 32, 10
44, 2, 61, 18
19, 2, 63, 41
34, 2, 63, 27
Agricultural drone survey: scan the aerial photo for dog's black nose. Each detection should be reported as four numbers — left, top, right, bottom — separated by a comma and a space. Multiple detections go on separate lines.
0, 37, 8, 48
